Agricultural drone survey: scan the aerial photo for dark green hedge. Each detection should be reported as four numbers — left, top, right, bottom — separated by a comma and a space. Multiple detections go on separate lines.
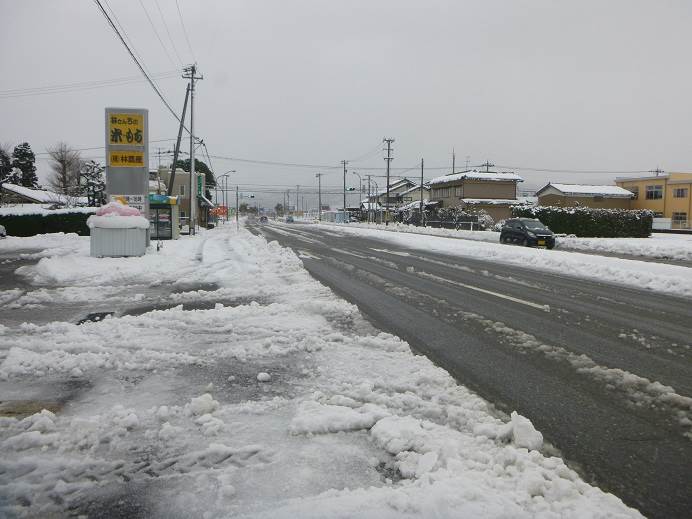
511, 206, 653, 238
0, 211, 93, 237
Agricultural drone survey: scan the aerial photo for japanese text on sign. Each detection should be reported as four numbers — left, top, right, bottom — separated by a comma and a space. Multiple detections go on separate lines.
109, 150, 145, 167
109, 113, 144, 146
110, 194, 145, 212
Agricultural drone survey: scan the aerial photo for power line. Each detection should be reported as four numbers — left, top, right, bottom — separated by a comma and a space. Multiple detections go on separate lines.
94, 0, 186, 128
175, 0, 197, 63
138, 0, 178, 70
34, 138, 177, 156
0, 72, 179, 99
154, 0, 185, 67
347, 142, 383, 163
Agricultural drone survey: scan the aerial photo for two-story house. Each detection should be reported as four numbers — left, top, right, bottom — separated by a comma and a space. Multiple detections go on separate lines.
616, 172, 692, 229
156, 166, 213, 228
428, 169, 524, 221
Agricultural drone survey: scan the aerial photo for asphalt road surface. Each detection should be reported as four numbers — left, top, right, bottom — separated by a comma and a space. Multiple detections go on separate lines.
249, 221, 692, 519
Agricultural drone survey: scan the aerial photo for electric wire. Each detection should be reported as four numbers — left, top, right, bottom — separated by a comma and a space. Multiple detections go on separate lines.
93, 0, 189, 131
138, 0, 178, 70
154, 0, 185, 67
175, 0, 197, 63
0, 72, 179, 99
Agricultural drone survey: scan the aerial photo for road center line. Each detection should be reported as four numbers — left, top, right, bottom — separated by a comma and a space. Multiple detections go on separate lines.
331, 247, 368, 259
417, 270, 550, 312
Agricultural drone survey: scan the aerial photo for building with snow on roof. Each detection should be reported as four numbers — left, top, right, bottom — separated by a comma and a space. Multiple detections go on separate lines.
536, 183, 634, 209
428, 166, 524, 221
0, 182, 88, 207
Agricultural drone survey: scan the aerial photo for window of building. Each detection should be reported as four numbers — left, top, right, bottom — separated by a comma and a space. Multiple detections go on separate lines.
673, 188, 689, 198
179, 184, 185, 196
626, 186, 639, 200
455, 187, 463, 197
645, 185, 663, 200
434, 187, 451, 198
672, 212, 688, 227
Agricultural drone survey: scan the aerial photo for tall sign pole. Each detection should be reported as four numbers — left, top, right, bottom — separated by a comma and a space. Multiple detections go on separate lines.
105, 108, 148, 217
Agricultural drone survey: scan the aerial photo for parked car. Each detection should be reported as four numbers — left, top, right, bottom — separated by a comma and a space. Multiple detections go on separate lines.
285, 216, 294, 223
0, 224, 6, 238
259, 215, 268, 223
500, 218, 555, 249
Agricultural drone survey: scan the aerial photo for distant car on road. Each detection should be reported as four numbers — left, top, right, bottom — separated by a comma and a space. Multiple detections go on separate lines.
0, 224, 6, 238
259, 215, 268, 223
285, 216, 294, 223
500, 218, 555, 249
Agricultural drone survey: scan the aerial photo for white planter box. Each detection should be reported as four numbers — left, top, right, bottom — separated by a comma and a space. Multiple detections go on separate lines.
90, 227, 148, 257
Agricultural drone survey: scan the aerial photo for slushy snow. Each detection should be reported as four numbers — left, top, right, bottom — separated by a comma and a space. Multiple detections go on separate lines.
0, 223, 643, 518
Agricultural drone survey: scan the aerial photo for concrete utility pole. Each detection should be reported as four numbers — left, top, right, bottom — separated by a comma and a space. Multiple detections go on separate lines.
352, 171, 362, 217
365, 174, 373, 223
383, 138, 394, 225
296, 185, 300, 215
235, 185, 239, 230
341, 160, 348, 223
420, 158, 425, 227
452, 148, 455, 174
316, 173, 323, 221
183, 64, 202, 235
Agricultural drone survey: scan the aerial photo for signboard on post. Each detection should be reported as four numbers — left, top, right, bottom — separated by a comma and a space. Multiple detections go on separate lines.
105, 107, 149, 219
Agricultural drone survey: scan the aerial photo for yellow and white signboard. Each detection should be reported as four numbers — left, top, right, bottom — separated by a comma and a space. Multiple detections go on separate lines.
108, 113, 144, 146
108, 150, 145, 168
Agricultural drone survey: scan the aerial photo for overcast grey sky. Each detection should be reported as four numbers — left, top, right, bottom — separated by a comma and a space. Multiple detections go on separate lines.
2, 0, 691, 207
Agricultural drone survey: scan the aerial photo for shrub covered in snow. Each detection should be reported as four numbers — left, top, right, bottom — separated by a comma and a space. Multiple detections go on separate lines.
512, 206, 653, 238
0, 209, 95, 237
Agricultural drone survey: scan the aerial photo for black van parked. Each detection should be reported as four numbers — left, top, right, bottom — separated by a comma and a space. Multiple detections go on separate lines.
500, 218, 555, 249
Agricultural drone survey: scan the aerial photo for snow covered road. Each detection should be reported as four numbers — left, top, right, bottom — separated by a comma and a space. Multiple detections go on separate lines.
0, 226, 646, 518
253, 221, 692, 519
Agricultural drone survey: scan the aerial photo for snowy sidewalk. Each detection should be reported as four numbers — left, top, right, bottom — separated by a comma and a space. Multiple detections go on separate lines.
0, 226, 641, 518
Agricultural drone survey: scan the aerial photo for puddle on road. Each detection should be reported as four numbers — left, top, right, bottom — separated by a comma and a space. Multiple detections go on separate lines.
122, 296, 272, 317
77, 311, 115, 325
0, 378, 92, 418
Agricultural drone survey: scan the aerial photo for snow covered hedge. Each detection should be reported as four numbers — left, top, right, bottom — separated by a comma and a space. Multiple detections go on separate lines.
0, 210, 96, 237
512, 206, 653, 238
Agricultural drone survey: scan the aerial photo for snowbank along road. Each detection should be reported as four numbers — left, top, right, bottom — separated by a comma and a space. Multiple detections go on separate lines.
250, 220, 692, 519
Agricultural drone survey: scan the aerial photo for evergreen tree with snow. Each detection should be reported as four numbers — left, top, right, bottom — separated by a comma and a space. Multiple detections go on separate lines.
0, 146, 13, 185
80, 160, 106, 206
11, 142, 38, 188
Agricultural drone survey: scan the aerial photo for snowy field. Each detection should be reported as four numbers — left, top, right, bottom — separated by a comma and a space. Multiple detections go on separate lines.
315, 223, 692, 299
0, 225, 642, 518
318, 221, 692, 262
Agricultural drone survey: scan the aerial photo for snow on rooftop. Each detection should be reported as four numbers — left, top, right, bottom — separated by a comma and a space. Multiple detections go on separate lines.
461, 198, 526, 206
1, 183, 88, 205
429, 170, 524, 186
541, 183, 634, 197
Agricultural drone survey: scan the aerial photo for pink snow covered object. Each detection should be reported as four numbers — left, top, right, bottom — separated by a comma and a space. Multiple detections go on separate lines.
96, 201, 141, 217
